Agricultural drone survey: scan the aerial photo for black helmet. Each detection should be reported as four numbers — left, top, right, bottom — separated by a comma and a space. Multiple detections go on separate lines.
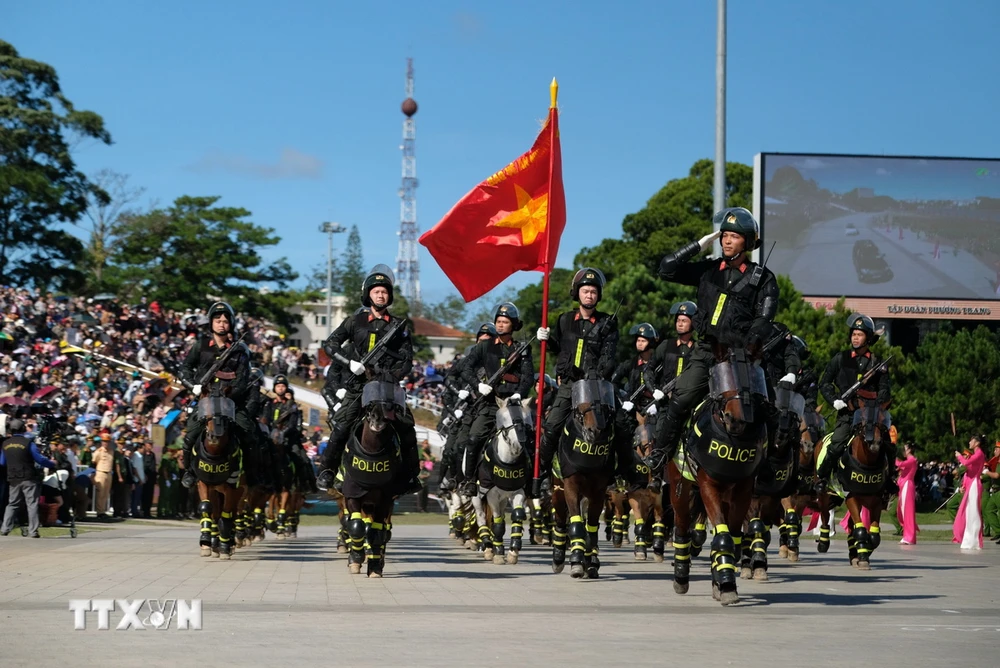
273, 374, 289, 388
628, 322, 659, 342
847, 313, 877, 345
250, 367, 264, 385
790, 335, 810, 361
669, 301, 697, 318
207, 301, 235, 328
476, 322, 498, 339
362, 264, 395, 307
570, 267, 606, 301
492, 302, 522, 331
713, 207, 761, 251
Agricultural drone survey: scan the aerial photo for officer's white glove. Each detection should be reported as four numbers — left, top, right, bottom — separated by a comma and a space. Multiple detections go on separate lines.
646, 404, 658, 416
458, 389, 470, 401
698, 230, 722, 252
652, 389, 665, 402
349, 360, 366, 376
333, 403, 342, 412
335, 388, 347, 400
536, 327, 550, 341
509, 393, 521, 403
192, 384, 202, 397
453, 409, 463, 419
833, 399, 848, 412
478, 383, 493, 397
621, 401, 635, 413
780, 373, 797, 384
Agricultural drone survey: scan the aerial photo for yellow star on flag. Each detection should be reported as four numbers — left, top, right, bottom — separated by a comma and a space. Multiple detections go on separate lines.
490, 184, 548, 245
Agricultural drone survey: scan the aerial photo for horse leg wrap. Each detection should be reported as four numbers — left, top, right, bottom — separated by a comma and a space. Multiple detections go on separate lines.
672, 529, 692, 585
691, 522, 707, 556
710, 525, 738, 587
748, 518, 769, 569
852, 523, 871, 561
199, 501, 213, 547
366, 521, 386, 574
634, 518, 647, 548
817, 526, 831, 552
253, 507, 265, 532
552, 524, 568, 566
277, 508, 287, 534
452, 513, 465, 534
652, 521, 666, 555
211, 521, 220, 553
218, 511, 234, 555
778, 522, 789, 547
491, 517, 507, 555
612, 517, 624, 547
511, 506, 525, 552
477, 523, 492, 550
347, 513, 367, 563
869, 525, 881, 551
569, 516, 588, 564
234, 514, 246, 542
785, 510, 800, 552
586, 523, 600, 558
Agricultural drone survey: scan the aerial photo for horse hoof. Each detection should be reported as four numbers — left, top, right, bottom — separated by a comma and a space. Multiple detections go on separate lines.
752, 568, 768, 581
506, 552, 519, 565
349, 563, 362, 575
690, 546, 703, 558
720, 590, 740, 606
448, 531, 456, 539
787, 550, 799, 563
817, 542, 830, 554
552, 562, 565, 574
635, 553, 647, 562
850, 557, 860, 568
586, 567, 600, 579
857, 561, 871, 571
673, 581, 689, 595
337, 545, 348, 554
483, 548, 495, 561
220, 552, 231, 561
200, 546, 211, 557
368, 571, 383, 579
653, 552, 665, 563
712, 583, 721, 601
570, 563, 585, 579
493, 555, 506, 566
740, 566, 753, 580
778, 545, 788, 558
277, 534, 286, 541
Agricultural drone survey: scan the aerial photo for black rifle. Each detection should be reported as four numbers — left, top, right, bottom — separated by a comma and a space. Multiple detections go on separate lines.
454, 335, 536, 416
839, 355, 893, 403
626, 361, 664, 404
331, 317, 406, 376
186, 330, 248, 390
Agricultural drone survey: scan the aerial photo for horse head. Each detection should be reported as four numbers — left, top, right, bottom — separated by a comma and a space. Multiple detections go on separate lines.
494, 396, 531, 465
570, 379, 615, 445
709, 348, 767, 439
633, 412, 655, 460
360, 380, 406, 454
199, 386, 236, 458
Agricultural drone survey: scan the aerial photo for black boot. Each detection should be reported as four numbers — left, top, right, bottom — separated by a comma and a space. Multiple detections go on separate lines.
181, 436, 196, 489
397, 427, 422, 495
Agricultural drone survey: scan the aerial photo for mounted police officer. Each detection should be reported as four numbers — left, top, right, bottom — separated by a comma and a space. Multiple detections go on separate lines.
179, 301, 253, 489
457, 303, 535, 493
244, 365, 272, 490
535, 268, 645, 489
316, 265, 421, 495
615, 322, 661, 421
653, 301, 698, 391
789, 335, 820, 410
816, 313, 894, 488
438, 323, 497, 492
648, 208, 779, 474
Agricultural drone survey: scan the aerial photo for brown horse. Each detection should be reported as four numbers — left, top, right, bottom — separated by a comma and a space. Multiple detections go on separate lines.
625, 414, 667, 562
664, 349, 768, 605
550, 380, 618, 579
780, 408, 835, 558
192, 394, 245, 559
815, 398, 891, 569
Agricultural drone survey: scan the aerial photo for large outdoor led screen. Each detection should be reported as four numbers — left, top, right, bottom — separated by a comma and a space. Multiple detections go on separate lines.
755, 153, 1000, 315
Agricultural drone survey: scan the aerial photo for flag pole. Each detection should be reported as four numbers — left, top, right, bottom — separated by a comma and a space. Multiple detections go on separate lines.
531, 78, 558, 498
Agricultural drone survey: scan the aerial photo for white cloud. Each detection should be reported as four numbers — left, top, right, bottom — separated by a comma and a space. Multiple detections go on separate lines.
187, 147, 324, 180
793, 157, 830, 170
875, 167, 891, 176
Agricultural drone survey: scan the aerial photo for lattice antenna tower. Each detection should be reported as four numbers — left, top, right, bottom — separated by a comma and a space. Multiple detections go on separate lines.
396, 58, 420, 306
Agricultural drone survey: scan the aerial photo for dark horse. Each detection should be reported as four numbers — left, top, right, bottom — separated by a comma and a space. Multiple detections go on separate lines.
340, 380, 406, 578
816, 398, 891, 570
192, 391, 245, 559
550, 379, 618, 579
664, 348, 768, 605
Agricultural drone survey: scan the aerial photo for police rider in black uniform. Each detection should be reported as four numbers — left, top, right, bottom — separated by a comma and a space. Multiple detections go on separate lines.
652, 301, 698, 393
535, 268, 646, 490
315, 266, 421, 495
647, 208, 780, 475
615, 322, 660, 427
457, 303, 535, 494
179, 302, 254, 489
816, 314, 895, 489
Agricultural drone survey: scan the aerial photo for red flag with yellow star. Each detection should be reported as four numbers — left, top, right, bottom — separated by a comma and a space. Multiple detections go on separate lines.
419, 90, 565, 302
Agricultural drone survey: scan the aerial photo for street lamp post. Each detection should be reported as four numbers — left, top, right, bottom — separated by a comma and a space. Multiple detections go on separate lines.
319, 222, 346, 338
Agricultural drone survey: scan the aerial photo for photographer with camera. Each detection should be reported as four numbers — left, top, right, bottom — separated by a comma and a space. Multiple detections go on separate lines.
1, 418, 58, 537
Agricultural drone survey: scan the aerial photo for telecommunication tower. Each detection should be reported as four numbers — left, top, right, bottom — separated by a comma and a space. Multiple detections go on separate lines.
396, 58, 420, 305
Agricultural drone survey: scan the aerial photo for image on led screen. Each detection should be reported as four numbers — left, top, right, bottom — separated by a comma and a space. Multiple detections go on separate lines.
761, 154, 1000, 300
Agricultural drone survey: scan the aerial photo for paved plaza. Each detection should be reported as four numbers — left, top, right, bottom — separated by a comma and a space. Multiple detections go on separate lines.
0, 519, 997, 667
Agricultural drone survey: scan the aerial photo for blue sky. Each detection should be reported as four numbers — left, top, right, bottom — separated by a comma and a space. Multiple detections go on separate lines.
6, 0, 999, 310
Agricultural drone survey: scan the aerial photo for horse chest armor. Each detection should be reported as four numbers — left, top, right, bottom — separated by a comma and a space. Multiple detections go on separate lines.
754, 448, 797, 497
559, 419, 613, 472
483, 443, 526, 491
836, 452, 887, 495
344, 436, 398, 487
687, 405, 765, 483
195, 444, 240, 485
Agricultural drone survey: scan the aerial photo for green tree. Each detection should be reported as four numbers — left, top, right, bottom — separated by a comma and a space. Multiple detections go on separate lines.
80, 169, 146, 292
109, 195, 302, 329
340, 225, 366, 312
0, 40, 112, 290
422, 294, 467, 330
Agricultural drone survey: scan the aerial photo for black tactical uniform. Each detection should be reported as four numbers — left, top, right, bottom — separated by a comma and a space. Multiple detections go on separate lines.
651, 301, 698, 391
244, 367, 273, 490
317, 265, 420, 494
537, 268, 643, 488
614, 323, 660, 428
459, 304, 535, 483
320, 336, 357, 414
790, 335, 821, 411
816, 314, 894, 484
180, 302, 253, 488
651, 208, 780, 466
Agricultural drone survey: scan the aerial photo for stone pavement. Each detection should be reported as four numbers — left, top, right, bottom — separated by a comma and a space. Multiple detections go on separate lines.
0, 520, 998, 667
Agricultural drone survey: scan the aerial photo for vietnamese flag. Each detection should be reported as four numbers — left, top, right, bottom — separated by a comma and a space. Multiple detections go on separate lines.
419, 80, 566, 302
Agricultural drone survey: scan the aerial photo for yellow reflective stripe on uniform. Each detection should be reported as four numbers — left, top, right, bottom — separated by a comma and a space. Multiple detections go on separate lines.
710, 294, 727, 326
676, 357, 684, 376
500, 358, 506, 367
273, 408, 280, 420
368, 333, 376, 353
574, 339, 584, 368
